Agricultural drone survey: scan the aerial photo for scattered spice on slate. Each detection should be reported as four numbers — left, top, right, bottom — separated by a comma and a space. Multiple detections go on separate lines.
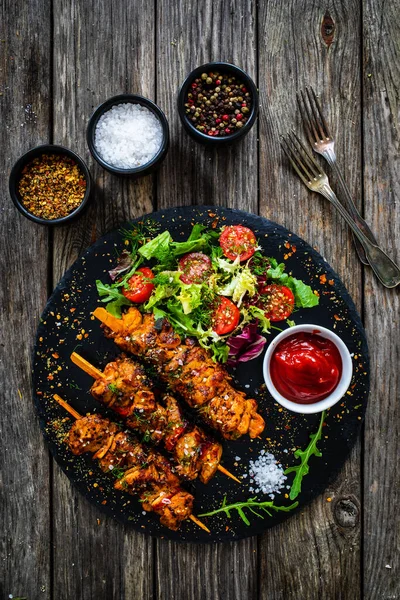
18, 154, 86, 220
184, 70, 252, 136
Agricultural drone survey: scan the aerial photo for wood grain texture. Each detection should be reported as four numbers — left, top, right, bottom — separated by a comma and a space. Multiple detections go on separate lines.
156, 0, 258, 212
258, 2, 363, 598
0, 1, 51, 599
51, 1, 155, 598
155, 1, 258, 599
362, 1, 400, 598
2, 0, 400, 598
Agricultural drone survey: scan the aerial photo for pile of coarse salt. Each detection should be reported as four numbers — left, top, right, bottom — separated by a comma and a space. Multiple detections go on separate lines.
95, 103, 163, 169
246, 450, 287, 499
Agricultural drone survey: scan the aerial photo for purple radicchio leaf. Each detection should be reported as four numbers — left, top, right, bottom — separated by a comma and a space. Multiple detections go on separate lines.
226, 322, 267, 365
108, 250, 133, 281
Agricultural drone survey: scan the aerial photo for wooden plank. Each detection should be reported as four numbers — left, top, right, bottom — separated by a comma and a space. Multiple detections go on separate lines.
362, 1, 400, 598
0, 1, 52, 599
155, 1, 258, 598
51, 0, 155, 597
258, 2, 363, 598
156, 0, 258, 212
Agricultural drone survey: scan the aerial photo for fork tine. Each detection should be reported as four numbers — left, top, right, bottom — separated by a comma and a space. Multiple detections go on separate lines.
310, 86, 332, 139
296, 91, 315, 147
306, 87, 326, 141
298, 89, 320, 146
289, 130, 322, 179
280, 136, 310, 185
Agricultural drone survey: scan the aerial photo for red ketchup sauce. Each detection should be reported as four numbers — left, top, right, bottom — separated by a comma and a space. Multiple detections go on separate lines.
270, 332, 342, 404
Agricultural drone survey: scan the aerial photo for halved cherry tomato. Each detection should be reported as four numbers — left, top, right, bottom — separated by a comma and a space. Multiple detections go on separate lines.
257, 284, 295, 321
122, 267, 155, 303
219, 225, 257, 262
212, 296, 240, 335
178, 252, 212, 284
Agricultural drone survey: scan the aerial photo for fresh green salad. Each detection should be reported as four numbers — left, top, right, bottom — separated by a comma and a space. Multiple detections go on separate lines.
96, 220, 319, 363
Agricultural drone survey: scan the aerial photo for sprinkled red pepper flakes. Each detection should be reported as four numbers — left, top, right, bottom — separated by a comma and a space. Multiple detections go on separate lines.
18, 153, 86, 220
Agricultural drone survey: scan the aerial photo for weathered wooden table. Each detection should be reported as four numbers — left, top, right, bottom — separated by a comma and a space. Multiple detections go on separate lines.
1, 0, 399, 598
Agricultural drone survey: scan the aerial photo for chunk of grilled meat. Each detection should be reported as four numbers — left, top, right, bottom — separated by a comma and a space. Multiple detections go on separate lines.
102, 308, 265, 440
89, 356, 222, 483
91, 357, 166, 444
68, 414, 193, 530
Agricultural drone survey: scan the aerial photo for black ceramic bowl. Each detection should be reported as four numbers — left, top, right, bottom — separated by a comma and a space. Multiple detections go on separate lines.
177, 62, 259, 145
87, 94, 169, 176
9, 144, 92, 226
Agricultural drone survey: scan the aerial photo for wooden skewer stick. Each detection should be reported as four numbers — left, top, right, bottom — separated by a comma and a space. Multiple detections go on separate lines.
217, 465, 241, 484
53, 394, 82, 420
52, 393, 210, 534
93, 307, 123, 332
70, 352, 241, 485
70, 352, 104, 379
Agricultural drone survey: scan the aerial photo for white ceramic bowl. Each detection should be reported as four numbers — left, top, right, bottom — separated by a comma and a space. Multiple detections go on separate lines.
263, 324, 353, 414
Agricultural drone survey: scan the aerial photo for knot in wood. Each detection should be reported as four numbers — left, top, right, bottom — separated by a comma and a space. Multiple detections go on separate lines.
334, 497, 359, 528
321, 12, 335, 47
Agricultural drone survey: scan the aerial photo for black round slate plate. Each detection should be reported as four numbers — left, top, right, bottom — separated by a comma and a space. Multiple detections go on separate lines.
32, 206, 369, 543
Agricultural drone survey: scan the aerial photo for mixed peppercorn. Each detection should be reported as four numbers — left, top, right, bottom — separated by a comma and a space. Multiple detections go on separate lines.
184, 71, 252, 136
18, 153, 86, 220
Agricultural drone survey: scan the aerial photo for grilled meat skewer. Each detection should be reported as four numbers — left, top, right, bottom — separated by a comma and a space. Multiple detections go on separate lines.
70, 352, 233, 484
93, 307, 265, 440
53, 394, 209, 532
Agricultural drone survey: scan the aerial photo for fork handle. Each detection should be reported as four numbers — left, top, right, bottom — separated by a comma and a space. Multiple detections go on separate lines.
320, 183, 400, 288
323, 149, 378, 265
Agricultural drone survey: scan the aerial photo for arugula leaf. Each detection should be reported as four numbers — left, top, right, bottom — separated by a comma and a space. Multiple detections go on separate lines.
199, 496, 298, 526
96, 280, 133, 317
285, 410, 326, 500
96, 280, 126, 303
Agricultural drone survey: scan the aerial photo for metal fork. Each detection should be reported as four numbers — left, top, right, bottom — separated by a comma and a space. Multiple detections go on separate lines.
297, 87, 375, 265
281, 131, 400, 288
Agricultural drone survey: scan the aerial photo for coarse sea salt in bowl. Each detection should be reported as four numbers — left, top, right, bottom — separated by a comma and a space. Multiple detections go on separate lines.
87, 94, 169, 176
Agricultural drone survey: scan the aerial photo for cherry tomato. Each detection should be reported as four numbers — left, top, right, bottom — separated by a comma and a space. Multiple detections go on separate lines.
219, 225, 257, 262
178, 252, 212, 284
257, 284, 295, 321
212, 296, 240, 335
122, 267, 155, 303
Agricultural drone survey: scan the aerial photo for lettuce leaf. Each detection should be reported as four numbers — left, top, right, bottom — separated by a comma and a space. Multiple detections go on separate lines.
105, 297, 132, 318
138, 230, 172, 260
266, 258, 319, 308
290, 278, 319, 308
